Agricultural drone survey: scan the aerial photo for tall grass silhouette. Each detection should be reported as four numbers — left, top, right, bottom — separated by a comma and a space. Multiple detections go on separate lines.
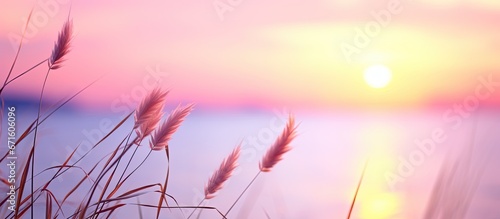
224, 115, 298, 217
0, 11, 300, 219
187, 145, 241, 219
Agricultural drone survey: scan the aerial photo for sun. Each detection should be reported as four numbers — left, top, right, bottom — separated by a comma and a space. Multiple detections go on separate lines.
364, 65, 392, 88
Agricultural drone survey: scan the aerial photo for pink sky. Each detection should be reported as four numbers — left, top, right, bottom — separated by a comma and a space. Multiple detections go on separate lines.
2, 0, 500, 110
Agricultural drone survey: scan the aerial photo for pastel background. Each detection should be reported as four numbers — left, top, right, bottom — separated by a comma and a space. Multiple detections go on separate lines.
1, 0, 500, 218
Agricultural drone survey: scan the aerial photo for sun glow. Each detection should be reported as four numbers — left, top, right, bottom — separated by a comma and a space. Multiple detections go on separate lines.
361, 193, 400, 219
364, 65, 392, 88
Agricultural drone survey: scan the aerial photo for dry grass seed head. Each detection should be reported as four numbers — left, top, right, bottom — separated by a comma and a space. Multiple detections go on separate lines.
149, 103, 194, 150
49, 19, 73, 70
259, 115, 297, 172
134, 88, 168, 140
205, 145, 241, 199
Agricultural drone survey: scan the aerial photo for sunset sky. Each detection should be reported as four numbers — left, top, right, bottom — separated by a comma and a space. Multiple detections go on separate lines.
2, 1, 500, 218
2, 0, 500, 110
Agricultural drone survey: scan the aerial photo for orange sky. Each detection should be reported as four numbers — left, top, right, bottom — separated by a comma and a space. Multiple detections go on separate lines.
1, 0, 500, 110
